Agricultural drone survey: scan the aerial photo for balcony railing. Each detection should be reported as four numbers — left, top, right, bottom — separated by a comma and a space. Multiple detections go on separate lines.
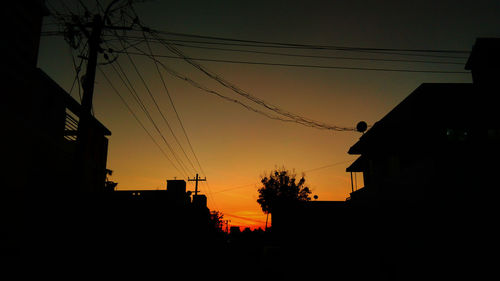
64, 109, 79, 141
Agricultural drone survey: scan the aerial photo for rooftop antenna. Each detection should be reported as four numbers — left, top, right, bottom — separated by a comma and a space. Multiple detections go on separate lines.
356, 121, 368, 134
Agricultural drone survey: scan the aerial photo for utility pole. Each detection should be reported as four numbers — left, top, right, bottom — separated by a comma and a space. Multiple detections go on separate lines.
74, 13, 104, 192
70, 1, 132, 192
188, 173, 206, 196
76, 15, 102, 189
80, 15, 102, 117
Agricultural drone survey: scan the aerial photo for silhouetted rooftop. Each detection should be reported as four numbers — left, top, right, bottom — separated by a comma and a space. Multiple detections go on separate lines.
36, 68, 111, 136
465, 38, 500, 70
346, 155, 366, 172
348, 83, 481, 155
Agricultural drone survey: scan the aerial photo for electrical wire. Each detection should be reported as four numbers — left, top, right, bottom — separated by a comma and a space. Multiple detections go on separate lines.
159, 42, 465, 65
303, 159, 355, 173
124, 10, 221, 209
47, 31, 471, 59
112, 49, 468, 74
151, 29, 470, 54
98, 66, 184, 177
103, 34, 467, 64
45, 3, 474, 215
139, 31, 200, 174
121, 43, 327, 129
138, 31, 220, 210
116, 38, 194, 177
68, 45, 85, 102
213, 159, 354, 195
149, 33, 359, 131
118, 31, 471, 59
107, 53, 189, 179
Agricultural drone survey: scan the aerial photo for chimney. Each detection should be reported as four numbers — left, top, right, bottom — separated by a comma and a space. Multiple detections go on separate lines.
465, 38, 500, 89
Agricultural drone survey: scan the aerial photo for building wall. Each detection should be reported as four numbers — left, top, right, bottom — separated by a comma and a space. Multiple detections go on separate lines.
3, 1, 111, 195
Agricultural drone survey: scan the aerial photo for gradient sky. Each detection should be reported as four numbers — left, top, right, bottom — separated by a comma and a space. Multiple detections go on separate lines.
38, 0, 500, 229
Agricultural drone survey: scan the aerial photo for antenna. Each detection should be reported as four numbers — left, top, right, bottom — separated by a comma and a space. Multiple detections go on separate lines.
356, 121, 368, 133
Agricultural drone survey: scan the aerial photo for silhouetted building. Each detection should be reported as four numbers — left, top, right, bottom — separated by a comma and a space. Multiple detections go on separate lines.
82, 179, 224, 272
465, 37, 500, 89
2, 1, 113, 262
110, 179, 212, 232
271, 200, 347, 235
112, 179, 192, 206
344, 38, 500, 278
4, 1, 112, 196
346, 39, 500, 209
192, 194, 208, 208
167, 179, 187, 195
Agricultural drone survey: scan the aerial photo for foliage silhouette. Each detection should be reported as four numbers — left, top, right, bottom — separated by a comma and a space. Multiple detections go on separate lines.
257, 167, 311, 216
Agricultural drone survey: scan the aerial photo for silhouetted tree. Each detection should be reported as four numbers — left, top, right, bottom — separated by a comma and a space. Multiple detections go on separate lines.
257, 167, 311, 217
209, 210, 225, 232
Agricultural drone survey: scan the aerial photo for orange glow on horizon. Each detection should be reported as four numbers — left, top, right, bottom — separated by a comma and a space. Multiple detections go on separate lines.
37, 1, 476, 231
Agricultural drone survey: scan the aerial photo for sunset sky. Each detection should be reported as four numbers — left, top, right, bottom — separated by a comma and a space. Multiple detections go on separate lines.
38, 0, 500, 229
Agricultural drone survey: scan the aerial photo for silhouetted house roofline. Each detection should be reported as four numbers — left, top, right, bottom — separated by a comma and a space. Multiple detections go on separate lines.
346, 155, 366, 172
36, 68, 111, 136
347, 83, 476, 155
465, 38, 500, 70
465, 38, 500, 87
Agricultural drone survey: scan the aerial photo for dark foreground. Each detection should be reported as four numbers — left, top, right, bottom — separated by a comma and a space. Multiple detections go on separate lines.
2, 193, 495, 280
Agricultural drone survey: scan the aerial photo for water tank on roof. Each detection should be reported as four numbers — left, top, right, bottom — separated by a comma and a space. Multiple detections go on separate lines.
167, 180, 186, 195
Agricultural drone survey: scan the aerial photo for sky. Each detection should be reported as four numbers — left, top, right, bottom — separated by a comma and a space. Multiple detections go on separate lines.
38, 0, 500, 229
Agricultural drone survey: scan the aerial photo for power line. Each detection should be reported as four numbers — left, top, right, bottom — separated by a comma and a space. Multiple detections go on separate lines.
47, 1, 216, 193
98, 66, 184, 177
117, 39, 194, 177
106, 52, 189, 179
122, 44, 333, 130
149, 29, 471, 54
113, 50, 468, 74
140, 32, 200, 174
46, 0, 470, 58
115, 13, 221, 209
212, 159, 354, 195
102, 34, 466, 64
213, 183, 257, 194
303, 159, 355, 173
138, 31, 220, 211
109, 34, 470, 59
160, 42, 465, 65
43, 30, 470, 60
125, 8, 221, 208
147, 34, 360, 131
107, 61, 187, 178
120, 38, 352, 206
67, 44, 87, 102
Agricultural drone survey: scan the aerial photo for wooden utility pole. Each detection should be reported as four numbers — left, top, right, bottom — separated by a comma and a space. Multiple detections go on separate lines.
75, 13, 104, 192
71, 1, 132, 192
188, 173, 206, 196
80, 15, 102, 117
